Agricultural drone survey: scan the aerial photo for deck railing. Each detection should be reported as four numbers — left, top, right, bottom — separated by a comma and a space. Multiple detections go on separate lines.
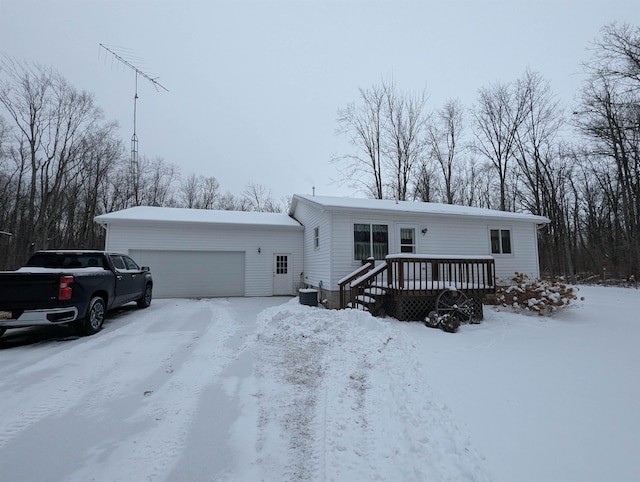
339, 254, 495, 309
387, 254, 495, 294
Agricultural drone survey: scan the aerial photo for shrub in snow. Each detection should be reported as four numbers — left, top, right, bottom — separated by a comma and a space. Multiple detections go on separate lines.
492, 273, 583, 315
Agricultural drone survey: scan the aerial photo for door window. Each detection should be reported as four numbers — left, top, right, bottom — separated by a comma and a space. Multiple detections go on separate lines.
400, 227, 416, 253
276, 255, 288, 274
111, 256, 126, 270
123, 256, 140, 270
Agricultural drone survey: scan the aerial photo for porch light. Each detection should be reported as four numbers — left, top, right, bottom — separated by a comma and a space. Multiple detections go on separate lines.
258, 247, 261, 254
421, 227, 428, 234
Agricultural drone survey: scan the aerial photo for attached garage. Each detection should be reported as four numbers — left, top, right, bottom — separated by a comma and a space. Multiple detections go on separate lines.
95, 207, 303, 299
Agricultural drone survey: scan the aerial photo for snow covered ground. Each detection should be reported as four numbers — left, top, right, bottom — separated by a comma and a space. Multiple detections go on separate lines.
0, 285, 638, 481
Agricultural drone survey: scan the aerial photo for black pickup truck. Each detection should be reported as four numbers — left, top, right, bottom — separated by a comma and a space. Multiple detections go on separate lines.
0, 250, 153, 338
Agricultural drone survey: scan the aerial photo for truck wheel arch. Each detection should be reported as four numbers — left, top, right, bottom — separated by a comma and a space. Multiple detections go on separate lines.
74, 296, 106, 336
137, 282, 153, 308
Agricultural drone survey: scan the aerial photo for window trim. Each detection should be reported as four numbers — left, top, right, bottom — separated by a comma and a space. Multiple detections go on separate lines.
490, 227, 513, 255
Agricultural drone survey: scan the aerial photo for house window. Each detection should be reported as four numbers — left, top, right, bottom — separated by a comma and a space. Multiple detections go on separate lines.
490, 229, 512, 254
400, 227, 416, 253
354, 223, 388, 260
314, 227, 319, 248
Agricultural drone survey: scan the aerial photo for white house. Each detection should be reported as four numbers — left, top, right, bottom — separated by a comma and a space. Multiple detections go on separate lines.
288, 194, 549, 308
95, 195, 549, 307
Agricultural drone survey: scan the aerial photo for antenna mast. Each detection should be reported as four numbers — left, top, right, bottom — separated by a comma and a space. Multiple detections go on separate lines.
99, 44, 168, 206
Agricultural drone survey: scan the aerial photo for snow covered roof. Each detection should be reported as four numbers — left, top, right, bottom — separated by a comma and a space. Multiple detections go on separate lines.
289, 194, 550, 224
95, 206, 303, 228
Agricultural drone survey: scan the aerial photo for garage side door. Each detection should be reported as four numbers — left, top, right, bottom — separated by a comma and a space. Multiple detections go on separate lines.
129, 250, 245, 298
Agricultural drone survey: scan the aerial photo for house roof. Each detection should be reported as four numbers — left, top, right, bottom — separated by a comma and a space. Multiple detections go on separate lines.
289, 194, 551, 224
95, 206, 303, 229
95, 196, 550, 229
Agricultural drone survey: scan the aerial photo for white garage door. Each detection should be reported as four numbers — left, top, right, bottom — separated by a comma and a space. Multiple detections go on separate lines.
129, 250, 245, 298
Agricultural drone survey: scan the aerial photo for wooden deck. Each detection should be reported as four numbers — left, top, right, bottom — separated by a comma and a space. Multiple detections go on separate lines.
339, 255, 496, 321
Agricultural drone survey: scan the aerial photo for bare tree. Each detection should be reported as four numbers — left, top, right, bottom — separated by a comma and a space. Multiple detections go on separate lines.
456, 157, 481, 207
411, 159, 437, 202
334, 84, 386, 198
122, 156, 179, 208
508, 70, 577, 278
217, 192, 240, 211
428, 99, 466, 204
335, 80, 430, 200
573, 22, 640, 276
180, 173, 200, 209
513, 70, 564, 215
472, 81, 528, 211
179, 173, 220, 209
61, 122, 123, 248
384, 81, 429, 201
242, 182, 282, 212
0, 57, 107, 264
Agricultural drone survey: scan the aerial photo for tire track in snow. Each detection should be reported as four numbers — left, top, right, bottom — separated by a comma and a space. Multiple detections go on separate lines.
0, 300, 196, 450
0, 299, 239, 482
64, 299, 241, 482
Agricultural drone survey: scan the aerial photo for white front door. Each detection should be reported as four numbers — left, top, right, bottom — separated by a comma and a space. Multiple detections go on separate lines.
273, 253, 293, 295
396, 224, 420, 284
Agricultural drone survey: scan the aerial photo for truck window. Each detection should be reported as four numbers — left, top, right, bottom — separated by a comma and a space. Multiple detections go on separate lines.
86, 257, 103, 268
111, 256, 126, 270
123, 256, 140, 270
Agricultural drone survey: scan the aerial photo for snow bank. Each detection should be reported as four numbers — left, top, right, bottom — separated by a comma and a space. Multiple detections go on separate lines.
242, 300, 491, 481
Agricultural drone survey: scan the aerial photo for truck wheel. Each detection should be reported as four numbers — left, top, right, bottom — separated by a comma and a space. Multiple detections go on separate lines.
75, 296, 106, 336
137, 283, 152, 308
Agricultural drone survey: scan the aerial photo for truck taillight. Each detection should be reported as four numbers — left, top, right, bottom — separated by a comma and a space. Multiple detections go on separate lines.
59, 275, 74, 300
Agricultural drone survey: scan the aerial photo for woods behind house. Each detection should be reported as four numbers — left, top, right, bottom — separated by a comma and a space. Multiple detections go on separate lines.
1, 24, 639, 280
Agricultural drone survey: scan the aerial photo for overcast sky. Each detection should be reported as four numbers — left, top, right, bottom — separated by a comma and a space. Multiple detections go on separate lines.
1, 0, 638, 202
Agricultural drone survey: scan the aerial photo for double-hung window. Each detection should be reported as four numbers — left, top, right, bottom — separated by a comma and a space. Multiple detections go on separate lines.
354, 223, 388, 260
490, 228, 512, 254
314, 227, 320, 248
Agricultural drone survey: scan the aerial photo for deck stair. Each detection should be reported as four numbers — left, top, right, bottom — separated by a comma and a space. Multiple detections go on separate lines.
342, 260, 388, 315
354, 285, 387, 313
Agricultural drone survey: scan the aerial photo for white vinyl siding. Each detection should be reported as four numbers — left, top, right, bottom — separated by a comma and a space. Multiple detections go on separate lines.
292, 201, 332, 289
316, 211, 542, 290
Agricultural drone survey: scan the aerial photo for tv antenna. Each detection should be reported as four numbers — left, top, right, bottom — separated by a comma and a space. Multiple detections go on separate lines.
99, 43, 168, 205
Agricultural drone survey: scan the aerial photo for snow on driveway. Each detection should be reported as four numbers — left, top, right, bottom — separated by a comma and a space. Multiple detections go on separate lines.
0, 286, 638, 481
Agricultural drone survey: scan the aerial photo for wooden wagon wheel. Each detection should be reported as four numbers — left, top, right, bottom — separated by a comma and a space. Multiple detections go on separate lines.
435, 289, 476, 323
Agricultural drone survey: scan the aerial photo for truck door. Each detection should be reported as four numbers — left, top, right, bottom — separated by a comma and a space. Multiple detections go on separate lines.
122, 255, 146, 299
110, 255, 140, 306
